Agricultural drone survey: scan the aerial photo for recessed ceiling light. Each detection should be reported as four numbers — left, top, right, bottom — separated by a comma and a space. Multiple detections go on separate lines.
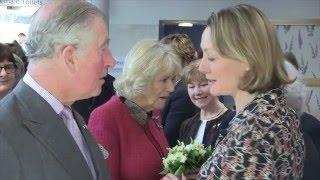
178, 22, 193, 27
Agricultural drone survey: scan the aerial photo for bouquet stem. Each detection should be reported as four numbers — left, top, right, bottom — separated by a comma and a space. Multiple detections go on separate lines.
174, 166, 184, 176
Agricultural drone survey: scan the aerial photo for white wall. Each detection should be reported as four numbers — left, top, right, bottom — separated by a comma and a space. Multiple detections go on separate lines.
108, 0, 320, 77
110, 0, 320, 25
0, 6, 39, 43
90, 0, 109, 27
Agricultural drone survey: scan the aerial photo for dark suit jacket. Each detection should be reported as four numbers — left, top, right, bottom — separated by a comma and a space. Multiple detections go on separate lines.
73, 74, 115, 122
300, 112, 320, 180
179, 109, 235, 147
162, 81, 199, 147
0, 81, 109, 180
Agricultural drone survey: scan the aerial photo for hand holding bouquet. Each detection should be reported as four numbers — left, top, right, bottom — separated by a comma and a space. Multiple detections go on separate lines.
161, 140, 213, 176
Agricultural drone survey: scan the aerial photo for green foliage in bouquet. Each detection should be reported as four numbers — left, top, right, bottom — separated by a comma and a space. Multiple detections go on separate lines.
161, 140, 213, 176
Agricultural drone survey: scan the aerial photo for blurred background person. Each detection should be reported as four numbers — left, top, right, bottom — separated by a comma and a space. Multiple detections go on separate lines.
284, 51, 306, 117
284, 51, 320, 180
11, 33, 28, 70
0, 43, 24, 99
160, 33, 199, 147
7, 43, 26, 78
88, 39, 181, 180
11, 54, 25, 85
179, 60, 235, 147
163, 4, 304, 180
73, 72, 116, 122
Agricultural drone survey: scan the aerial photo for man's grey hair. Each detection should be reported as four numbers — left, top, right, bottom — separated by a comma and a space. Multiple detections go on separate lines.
25, 0, 105, 61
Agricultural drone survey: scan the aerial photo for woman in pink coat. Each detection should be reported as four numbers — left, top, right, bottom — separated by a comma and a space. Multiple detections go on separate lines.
89, 39, 182, 180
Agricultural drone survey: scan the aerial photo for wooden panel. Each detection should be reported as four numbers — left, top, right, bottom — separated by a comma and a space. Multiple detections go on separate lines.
303, 78, 320, 87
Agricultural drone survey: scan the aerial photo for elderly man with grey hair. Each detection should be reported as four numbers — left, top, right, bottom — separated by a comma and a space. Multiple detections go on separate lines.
0, 0, 115, 179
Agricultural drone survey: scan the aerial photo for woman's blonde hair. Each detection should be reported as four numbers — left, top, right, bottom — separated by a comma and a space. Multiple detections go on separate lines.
114, 39, 182, 99
181, 60, 207, 84
207, 4, 290, 93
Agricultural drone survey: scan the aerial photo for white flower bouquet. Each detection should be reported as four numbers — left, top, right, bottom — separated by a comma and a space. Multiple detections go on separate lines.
161, 140, 213, 176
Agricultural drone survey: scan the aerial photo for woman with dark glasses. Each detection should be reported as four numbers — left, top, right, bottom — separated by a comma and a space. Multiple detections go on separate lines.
0, 43, 25, 99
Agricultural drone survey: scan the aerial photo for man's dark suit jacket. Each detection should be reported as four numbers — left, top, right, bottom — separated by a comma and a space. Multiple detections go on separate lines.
301, 112, 320, 180
73, 74, 115, 123
0, 81, 110, 180
162, 81, 199, 147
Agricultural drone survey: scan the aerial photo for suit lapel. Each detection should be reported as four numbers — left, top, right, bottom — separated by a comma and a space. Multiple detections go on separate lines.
73, 110, 110, 180
13, 81, 92, 179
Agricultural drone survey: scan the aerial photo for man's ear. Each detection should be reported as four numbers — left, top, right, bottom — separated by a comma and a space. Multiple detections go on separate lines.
61, 45, 77, 73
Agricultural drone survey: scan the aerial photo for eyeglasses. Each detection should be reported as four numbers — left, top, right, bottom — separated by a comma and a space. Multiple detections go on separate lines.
0, 64, 16, 74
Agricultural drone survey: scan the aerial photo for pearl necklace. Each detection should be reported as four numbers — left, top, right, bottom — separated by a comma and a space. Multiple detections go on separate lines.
201, 106, 228, 121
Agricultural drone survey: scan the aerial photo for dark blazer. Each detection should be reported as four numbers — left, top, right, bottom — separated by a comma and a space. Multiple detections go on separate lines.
179, 109, 235, 147
162, 81, 199, 147
73, 74, 115, 122
300, 112, 320, 180
0, 81, 109, 180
